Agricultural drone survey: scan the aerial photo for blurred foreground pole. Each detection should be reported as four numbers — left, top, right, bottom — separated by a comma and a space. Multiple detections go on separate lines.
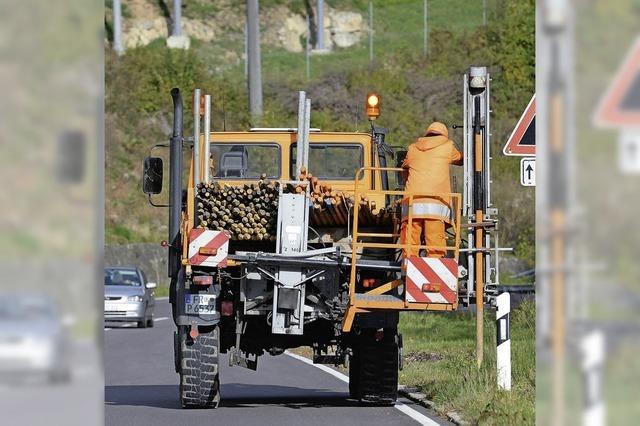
247, 0, 263, 119
369, 2, 373, 65
496, 293, 511, 390
113, 0, 124, 55
317, 0, 324, 50
173, 0, 182, 36
538, 1, 573, 424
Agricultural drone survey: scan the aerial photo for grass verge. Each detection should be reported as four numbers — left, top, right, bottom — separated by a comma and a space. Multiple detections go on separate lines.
288, 300, 535, 424
154, 284, 170, 298
399, 300, 535, 424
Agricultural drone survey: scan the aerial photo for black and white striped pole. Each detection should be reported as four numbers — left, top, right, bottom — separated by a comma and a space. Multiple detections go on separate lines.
496, 292, 511, 390
580, 330, 605, 426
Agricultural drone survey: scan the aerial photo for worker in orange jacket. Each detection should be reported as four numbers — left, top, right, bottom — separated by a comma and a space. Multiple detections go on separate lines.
400, 122, 463, 258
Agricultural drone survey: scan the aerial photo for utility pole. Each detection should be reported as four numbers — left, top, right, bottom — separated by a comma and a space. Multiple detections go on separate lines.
483, 0, 487, 26
113, 0, 124, 55
423, 0, 428, 57
316, 0, 325, 50
246, 0, 263, 120
173, 0, 182, 36
305, 16, 311, 80
244, 23, 248, 79
368, 1, 373, 65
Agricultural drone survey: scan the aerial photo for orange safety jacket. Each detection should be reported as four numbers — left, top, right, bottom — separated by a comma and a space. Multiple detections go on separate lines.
401, 123, 463, 222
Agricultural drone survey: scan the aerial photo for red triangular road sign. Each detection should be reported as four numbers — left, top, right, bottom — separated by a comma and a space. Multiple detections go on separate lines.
594, 37, 640, 127
503, 94, 535, 156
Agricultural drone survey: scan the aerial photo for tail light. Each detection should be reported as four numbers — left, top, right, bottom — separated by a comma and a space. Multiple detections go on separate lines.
193, 275, 213, 286
221, 300, 233, 316
361, 278, 377, 288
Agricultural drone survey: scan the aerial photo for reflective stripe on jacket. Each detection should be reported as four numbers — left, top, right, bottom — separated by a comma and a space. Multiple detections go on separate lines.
401, 201, 453, 222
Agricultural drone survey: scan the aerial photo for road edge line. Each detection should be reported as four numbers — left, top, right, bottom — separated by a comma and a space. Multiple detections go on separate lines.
284, 351, 441, 426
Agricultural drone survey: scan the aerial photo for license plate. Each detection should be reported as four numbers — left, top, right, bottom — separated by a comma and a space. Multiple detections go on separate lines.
184, 294, 217, 314
104, 303, 118, 311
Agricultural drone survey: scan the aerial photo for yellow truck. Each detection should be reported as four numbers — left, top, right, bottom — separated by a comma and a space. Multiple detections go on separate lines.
142, 67, 496, 408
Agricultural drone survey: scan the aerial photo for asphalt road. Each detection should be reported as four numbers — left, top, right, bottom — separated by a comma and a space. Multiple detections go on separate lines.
105, 299, 450, 426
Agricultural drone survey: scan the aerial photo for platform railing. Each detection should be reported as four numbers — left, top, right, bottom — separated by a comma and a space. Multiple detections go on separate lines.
347, 166, 462, 306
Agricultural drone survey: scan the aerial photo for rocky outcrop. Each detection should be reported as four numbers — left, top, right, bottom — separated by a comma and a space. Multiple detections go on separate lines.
123, 17, 221, 49
120, 3, 366, 53
271, 7, 368, 52
329, 9, 366, 48
123, 17, 167, 49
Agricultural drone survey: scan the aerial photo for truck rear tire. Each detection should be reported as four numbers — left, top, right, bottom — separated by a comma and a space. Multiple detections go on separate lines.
352, 329, 399, 405
179, 325, 221, 408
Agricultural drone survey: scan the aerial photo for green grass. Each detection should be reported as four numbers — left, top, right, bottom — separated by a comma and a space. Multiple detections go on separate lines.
154, 284, 170, 298
399, 300, 535, 424
197, 0, 487, 84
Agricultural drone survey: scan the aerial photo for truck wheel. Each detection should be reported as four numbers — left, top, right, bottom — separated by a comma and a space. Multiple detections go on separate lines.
356, 329, 399, 405
179, 325, 221, 408
348, 347, 361, 399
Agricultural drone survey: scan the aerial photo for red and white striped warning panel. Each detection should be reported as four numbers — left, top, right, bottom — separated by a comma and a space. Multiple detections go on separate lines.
188, 229, 230, 268
405, 256, 458, 304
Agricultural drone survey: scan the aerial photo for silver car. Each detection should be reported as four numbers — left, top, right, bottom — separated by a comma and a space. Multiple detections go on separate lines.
104, 267, 156, 328
0, 293, 70, 383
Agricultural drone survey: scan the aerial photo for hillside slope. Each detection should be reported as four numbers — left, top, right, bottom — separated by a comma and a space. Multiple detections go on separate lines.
105, 0, 534, 265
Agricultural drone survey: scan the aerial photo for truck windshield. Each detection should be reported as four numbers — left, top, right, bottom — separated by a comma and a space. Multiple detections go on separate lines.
210, 144, 280, 179
291, 144, 363, 180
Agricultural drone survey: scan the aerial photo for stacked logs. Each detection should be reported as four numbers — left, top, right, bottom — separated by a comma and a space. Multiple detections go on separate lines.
195, 170, 397, 241
297, 169, 395, 228
195, 175, 279, 241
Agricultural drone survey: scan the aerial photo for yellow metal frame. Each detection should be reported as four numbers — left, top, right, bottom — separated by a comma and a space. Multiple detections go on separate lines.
342, 166, 462, 332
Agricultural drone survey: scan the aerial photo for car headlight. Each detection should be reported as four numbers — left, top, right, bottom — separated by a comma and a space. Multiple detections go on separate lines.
127, 295, 143, 302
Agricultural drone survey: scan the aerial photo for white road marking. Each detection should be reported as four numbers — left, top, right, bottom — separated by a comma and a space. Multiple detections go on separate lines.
285, 351, 349, 383
156, 297, 169, 301
104, 328, 112, 331
154, 317, 169, 322
284, 351, 441, 426
394, 402, 443, 426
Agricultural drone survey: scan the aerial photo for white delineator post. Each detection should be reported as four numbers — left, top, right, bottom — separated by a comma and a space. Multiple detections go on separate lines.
496, 292, 511, 390
581, 331, 605, 426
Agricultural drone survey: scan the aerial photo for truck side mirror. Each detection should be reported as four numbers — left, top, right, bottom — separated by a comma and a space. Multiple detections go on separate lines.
142, 157, 163, 194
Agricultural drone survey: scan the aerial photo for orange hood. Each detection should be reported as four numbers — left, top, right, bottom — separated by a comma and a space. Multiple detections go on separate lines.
414, 135, 449, 151
414, 122, 450, 151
